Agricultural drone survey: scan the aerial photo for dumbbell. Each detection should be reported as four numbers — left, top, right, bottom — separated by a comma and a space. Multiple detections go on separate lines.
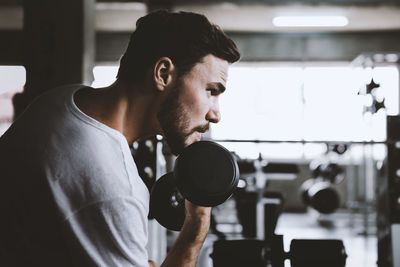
301, 161, 343, 214
150, 141, 239, 231
211, 236, 347, 267
300, 178, 340, 214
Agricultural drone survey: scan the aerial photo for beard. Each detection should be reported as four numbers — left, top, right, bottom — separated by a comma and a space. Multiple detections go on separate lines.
157, 82, 191, 155
157, 82, 209, 155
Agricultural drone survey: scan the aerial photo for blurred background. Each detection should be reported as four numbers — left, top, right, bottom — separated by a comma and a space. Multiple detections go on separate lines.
1, 0, 400, 266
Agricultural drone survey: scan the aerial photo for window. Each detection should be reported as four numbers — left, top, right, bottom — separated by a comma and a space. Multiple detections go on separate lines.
0, 66, 26, 136
211, 63, 398, 159
92, 66, 119, 88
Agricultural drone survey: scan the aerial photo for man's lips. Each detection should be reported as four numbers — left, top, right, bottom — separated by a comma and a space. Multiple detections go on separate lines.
196, 124, 210, 134
185, 125, 209, 139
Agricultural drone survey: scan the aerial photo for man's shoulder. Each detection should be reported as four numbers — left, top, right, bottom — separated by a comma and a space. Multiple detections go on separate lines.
50, 125, 149, 207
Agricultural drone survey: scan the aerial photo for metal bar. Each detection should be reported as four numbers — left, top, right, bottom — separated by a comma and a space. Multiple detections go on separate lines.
207, 138, 387, 145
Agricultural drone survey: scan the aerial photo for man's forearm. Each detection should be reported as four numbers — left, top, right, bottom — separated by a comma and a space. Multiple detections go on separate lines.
160, 216, 210, 267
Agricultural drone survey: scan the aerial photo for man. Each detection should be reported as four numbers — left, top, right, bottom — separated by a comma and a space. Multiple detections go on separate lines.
0, 10, 240, 267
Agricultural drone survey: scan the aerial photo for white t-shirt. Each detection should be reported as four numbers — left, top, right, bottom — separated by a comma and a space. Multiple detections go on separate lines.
0, 85, 150, 266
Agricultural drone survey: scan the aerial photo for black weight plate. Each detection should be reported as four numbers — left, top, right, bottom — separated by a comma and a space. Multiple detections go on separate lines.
211, 239, 266, 267
149, 172, 185, 231
174, 141, 239, 207
290, 239, 347, 267
271, 235, 285, 267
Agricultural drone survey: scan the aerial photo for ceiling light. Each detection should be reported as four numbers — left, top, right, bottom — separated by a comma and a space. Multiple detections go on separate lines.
273, 16, 349, 27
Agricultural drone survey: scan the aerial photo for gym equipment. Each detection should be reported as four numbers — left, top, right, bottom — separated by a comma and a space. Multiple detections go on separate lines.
235, 190, 284, 239
150, 141, 239, 231
300, 178, 340, 214
262, 162, 299, 174
328, 143, 348, 155
310, 162, 344, 184
211, 239, 265, 267
223, 161, 346, 266
237, 160, 257, 174
234, 190, 258, 238
377, 116, 400, 267
131, 137, 159, 192
211, 236, 347, 267
301, 161, 344, 214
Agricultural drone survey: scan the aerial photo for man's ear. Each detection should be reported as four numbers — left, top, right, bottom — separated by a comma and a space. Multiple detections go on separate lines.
153, 57, 175, 92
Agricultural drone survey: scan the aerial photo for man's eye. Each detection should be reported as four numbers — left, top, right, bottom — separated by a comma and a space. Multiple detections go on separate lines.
207, 88, 218, 95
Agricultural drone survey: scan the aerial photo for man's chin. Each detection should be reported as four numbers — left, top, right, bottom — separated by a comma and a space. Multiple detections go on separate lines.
165, 132, 201, 156
167, 133, 201, 155
181, 132, 202, 150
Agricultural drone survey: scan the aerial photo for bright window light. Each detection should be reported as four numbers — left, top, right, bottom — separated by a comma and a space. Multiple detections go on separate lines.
273, 16, 349, 27
210, 64, 398, 159
0, 66, 26, 94
92, 66, 119, 88
0, 66, 26, 136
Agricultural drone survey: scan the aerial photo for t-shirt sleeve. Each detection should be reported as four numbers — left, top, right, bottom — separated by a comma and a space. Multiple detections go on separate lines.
61, 197, 149, 267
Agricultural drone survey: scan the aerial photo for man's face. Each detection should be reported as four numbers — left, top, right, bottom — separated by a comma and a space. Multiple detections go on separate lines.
157, 54, 229, 155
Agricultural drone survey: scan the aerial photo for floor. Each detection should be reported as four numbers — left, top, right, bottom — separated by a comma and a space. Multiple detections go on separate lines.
275, 211, 377, 267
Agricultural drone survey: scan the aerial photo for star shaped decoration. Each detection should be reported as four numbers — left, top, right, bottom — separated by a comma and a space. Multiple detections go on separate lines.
366, 78, 380, 94
373, 98, 385, 113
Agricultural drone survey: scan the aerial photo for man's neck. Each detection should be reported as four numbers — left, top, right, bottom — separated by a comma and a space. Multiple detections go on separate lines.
74, 80, 162, 145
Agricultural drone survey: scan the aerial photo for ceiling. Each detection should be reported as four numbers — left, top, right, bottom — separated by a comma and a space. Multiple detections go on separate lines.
173, 3, 400, 32
0, 0, 399, 63
1, 1, 400, 32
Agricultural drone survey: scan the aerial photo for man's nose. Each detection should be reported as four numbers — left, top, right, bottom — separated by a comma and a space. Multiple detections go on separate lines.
206, 105, 221, 123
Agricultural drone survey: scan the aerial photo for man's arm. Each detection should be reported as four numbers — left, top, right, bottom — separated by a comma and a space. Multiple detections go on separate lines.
160, 200, 211, 267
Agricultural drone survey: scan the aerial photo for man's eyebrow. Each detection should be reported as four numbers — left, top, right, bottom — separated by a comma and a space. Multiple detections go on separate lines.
207, 82, 226, 93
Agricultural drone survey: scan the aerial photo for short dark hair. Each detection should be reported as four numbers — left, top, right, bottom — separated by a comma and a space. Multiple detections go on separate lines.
116, 10, 240, 83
